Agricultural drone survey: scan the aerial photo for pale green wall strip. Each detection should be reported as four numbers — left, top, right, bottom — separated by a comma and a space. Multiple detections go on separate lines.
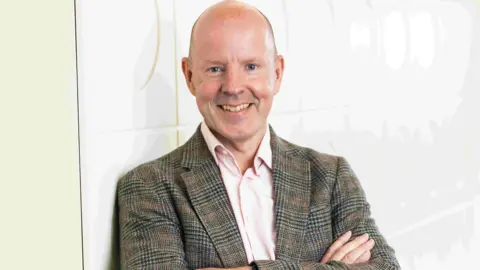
0, 0, 84, 269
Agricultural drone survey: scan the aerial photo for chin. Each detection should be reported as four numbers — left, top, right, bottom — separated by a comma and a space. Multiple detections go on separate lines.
224, 123, 262, 141
222, 125, 249, 138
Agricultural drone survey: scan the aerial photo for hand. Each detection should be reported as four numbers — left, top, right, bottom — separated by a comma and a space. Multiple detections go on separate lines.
320, 231, 375, 264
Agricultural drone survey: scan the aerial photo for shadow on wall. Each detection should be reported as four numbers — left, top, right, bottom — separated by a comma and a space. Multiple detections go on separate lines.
107, 6, 178, 269
109, 197, 120, 270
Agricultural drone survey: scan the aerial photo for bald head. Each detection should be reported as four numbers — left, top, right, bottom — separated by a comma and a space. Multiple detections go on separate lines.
188, 0, 278, 61
180, 1, 285, 145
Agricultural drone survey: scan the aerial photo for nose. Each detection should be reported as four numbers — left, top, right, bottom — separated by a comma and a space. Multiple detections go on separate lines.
221, 66, 245, 95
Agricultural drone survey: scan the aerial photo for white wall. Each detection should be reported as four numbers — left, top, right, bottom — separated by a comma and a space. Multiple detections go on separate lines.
76, 0, 480, 269
0, 0, 83, 269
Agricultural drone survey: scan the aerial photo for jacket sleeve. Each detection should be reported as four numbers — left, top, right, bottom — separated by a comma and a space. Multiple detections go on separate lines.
117, 167, 189, 270
252, 156, 401, 270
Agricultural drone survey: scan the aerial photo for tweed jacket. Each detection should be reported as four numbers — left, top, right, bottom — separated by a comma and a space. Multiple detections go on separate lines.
117, 125, 400, 270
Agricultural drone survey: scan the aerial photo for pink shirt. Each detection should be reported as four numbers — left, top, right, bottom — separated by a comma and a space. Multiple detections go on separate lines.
200, 122, 276, 263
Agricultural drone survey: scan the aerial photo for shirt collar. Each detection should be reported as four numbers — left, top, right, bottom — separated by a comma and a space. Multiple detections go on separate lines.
200, 121, 272, 171
200, 121, 225, 165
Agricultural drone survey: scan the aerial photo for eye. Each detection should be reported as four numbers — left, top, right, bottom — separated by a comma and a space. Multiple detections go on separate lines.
208, 67, 223, 73
246, 64, 258, 71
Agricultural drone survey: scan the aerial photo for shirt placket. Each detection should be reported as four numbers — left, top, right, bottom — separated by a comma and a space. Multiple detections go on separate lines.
239, 168, 258, 260
221, 151, 254, 262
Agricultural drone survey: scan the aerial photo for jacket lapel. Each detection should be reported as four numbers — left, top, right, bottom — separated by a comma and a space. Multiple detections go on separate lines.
181, 126, 248, 267
270, 127, 311, 261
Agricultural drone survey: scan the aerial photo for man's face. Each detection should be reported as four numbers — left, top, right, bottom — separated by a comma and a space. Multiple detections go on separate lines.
183, 16, 284, 143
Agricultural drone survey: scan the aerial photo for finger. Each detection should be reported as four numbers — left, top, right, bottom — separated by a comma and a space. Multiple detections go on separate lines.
343, 238, 375, 264
355, 249, 372, 263
330, 233, 370, 262
320, 231, 352, 263
321, 231, 352, 263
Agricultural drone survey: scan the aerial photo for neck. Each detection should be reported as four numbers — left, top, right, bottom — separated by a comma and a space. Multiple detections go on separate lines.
213, 126, 267, 174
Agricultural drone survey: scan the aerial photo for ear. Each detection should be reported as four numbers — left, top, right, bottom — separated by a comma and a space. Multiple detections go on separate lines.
181, 57, 196, 96
273, 55, 284, 95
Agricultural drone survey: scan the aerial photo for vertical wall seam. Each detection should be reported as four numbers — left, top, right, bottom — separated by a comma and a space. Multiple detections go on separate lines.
172, 0, 180, 147
73, 0, 85, 269
281, 0, 289, 54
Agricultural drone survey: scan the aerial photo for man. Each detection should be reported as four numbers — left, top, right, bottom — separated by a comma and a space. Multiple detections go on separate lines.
117, 1, 400, 269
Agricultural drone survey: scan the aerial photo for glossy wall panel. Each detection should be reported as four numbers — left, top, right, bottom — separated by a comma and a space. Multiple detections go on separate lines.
76, 1, 178, 269
76, 0, 480, 269
81, 130, 177, 270
77, 0, 176, 133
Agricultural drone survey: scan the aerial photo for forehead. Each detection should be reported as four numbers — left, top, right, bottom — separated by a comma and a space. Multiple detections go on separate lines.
192, 17, 273, 62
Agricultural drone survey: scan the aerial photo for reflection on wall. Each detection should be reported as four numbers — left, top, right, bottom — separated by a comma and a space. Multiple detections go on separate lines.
282, 1, 480, 269
77, 0, 480, 269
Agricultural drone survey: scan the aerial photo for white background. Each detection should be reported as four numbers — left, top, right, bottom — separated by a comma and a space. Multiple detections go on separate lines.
76, 0, 480, 269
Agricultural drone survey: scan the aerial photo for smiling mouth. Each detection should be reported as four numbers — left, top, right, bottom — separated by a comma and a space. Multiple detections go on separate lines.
217, 103, 253, 112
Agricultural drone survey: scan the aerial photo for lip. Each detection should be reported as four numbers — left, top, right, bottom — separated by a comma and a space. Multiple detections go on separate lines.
217, 103, 253, 115
217, 103, 252, 106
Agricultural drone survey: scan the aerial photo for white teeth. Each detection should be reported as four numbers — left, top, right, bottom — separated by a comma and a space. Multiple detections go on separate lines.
221, 103, 250, 112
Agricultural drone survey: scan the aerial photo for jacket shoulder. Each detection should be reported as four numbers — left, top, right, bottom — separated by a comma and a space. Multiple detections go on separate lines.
118, 144, 186, 187
277, 136, 341, 170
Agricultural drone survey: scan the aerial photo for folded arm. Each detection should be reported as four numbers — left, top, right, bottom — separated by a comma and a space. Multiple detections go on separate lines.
251, 156, 400, 270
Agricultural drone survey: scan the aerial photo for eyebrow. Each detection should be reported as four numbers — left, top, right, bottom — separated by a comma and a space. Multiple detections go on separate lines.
203, 58, 265, 66
203, 60, 226, 66
241, 57, 264, 64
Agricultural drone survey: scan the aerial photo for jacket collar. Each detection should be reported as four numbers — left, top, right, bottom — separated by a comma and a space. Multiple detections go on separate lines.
180, 124, 311, 265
